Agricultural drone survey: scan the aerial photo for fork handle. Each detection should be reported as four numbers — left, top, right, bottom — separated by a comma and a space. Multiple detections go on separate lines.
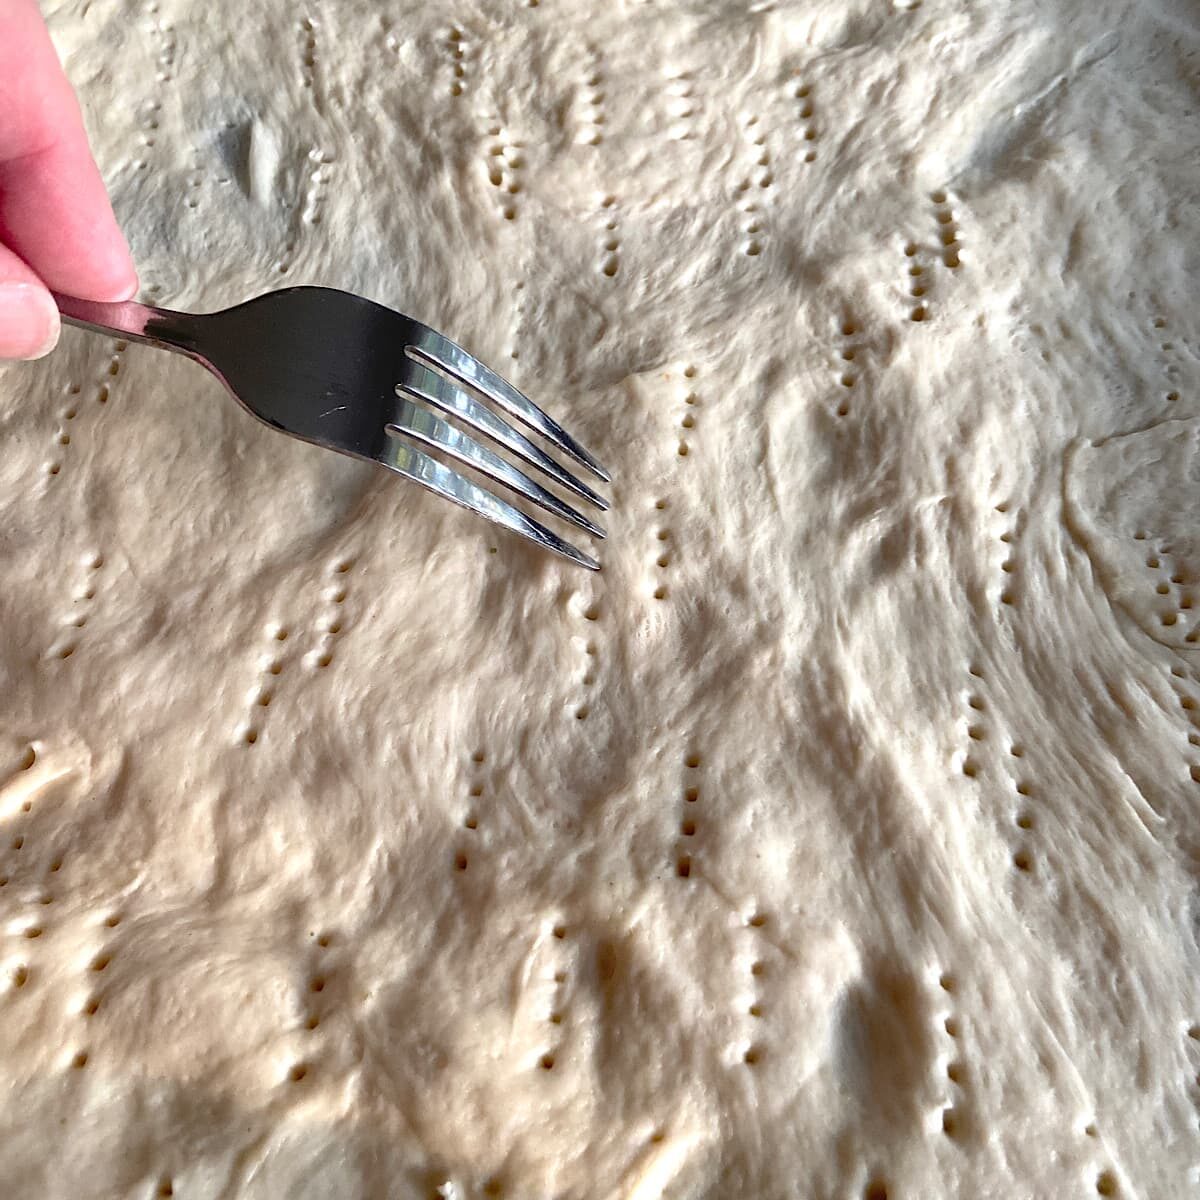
52, 293, 206, 358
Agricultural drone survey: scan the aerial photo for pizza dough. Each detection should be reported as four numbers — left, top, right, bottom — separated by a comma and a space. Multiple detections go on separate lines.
0, 0, 1198, 1196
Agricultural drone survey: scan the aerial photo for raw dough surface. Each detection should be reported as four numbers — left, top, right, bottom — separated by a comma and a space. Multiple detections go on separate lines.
1, 0, 1199, 1197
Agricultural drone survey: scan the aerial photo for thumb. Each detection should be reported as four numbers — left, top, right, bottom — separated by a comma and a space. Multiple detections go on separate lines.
0, 241, 60, 360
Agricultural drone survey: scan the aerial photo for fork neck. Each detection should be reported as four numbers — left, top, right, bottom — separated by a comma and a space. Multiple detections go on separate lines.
51, 293, 206, 357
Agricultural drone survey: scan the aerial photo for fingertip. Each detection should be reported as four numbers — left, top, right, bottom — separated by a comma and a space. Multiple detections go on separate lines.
99, 262, 139, 303
75, 228, 139, 302
0, 282, 61, 360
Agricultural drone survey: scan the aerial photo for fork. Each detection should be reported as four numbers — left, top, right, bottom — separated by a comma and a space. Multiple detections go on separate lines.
52, 287, 610, 570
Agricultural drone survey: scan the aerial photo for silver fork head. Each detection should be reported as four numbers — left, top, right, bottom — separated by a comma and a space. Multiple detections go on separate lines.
190, 288, 610, 570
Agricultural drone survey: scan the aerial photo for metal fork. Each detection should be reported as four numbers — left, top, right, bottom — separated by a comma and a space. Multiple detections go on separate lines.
52, 287, 610, 570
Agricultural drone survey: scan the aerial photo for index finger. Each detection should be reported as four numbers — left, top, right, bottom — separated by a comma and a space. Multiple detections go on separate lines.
0, 0, 138, 301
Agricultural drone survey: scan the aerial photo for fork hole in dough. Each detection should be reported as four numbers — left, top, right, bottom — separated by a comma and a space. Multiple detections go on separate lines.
864, 1182, 890, 1200
1095, 1172, 1117, 1196
676, 855, 692, 878
289, 1063, 309, 1083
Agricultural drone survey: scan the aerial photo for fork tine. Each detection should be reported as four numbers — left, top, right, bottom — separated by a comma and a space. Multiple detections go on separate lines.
389, 398, 606, 539
407, 332, 611, 483
379, 435, 600, 571
399, 362, 609, 512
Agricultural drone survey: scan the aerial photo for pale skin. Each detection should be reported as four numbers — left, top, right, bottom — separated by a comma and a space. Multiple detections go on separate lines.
0, 0, 137, 359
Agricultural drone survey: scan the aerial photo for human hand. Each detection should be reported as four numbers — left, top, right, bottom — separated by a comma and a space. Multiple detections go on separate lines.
0, 0, 137, 360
